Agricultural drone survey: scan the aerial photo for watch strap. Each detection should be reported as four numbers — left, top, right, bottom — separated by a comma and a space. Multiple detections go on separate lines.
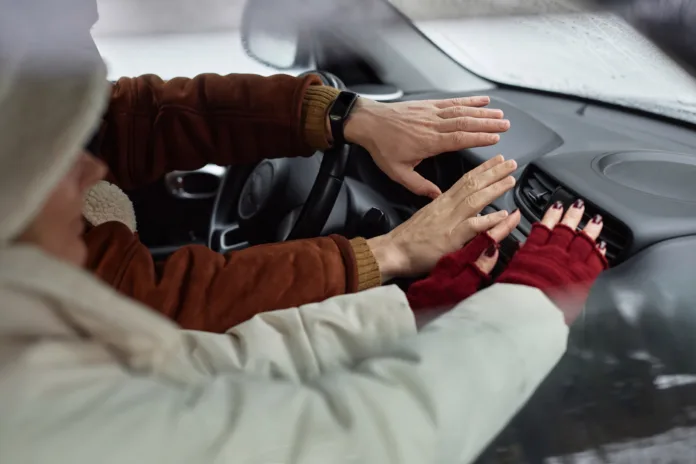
328, 90, 359, 146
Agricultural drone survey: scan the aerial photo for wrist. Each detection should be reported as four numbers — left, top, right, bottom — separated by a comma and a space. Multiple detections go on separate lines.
326, 97, 379, 146
366, 234, 404, 283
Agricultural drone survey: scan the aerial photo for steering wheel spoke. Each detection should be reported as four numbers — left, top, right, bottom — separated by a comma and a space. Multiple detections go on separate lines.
210, 222, 250, 254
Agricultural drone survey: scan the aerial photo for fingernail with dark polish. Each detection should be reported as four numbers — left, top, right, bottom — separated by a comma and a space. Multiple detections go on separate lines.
573, 199, 585, 209
591, 214, 603, 224
484, 245, 497, 257
552, 201, 563, 210
598, 241, 607, 251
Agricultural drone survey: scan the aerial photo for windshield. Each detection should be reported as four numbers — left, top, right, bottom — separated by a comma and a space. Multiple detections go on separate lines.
388, 0, 696, 124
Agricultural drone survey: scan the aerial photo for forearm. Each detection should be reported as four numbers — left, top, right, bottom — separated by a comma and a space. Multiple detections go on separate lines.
84, 222, 382, 331
94, 73, 339, 190
14, 285, 566, 464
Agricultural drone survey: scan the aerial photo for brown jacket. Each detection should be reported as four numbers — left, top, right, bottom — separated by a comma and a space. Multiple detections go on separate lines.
83, 73, 380, 333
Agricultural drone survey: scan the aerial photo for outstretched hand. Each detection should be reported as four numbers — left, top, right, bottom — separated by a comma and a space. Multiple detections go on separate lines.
497, 199, 608, 325
345, 96, 510, 198
407, 210, 521, 311
367, 155, 517, 280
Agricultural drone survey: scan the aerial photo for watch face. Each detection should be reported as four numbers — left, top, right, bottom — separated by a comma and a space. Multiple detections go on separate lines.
332, 91, 358, 112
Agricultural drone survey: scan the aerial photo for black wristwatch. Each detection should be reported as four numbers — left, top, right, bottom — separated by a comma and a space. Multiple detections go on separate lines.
328, 90, 359, 147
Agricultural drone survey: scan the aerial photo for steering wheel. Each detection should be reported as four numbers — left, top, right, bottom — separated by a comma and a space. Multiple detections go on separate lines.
208, 70, 351, 253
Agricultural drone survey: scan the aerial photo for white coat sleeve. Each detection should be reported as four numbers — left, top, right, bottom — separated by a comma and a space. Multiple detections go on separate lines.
178, 286, 418, 380
2, 284, 568, 464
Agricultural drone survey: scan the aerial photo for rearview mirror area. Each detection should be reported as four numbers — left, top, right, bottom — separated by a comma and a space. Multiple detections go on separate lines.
241, 0, 312, 70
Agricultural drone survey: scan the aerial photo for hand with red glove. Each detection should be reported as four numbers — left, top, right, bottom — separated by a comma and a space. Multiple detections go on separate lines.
497, 199, 608, 325
407, 209, 522, 310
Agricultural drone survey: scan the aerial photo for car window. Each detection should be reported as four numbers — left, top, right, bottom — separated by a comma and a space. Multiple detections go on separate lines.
92, 0, 280, 79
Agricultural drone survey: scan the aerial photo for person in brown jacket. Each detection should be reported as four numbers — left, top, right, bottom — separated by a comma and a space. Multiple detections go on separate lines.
82, 71, 517, 333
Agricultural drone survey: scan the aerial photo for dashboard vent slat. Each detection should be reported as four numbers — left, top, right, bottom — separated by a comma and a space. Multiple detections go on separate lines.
516, 167, 631, 263
519, 170, 559, 219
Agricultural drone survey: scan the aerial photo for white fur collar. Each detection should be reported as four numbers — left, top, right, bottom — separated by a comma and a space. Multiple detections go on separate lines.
83, 180, 137, 232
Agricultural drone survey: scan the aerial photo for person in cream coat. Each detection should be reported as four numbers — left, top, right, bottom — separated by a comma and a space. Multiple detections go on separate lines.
0, 22, 606, 464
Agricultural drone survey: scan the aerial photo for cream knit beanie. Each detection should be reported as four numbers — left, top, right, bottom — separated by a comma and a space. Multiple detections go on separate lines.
0, 1, 109, 244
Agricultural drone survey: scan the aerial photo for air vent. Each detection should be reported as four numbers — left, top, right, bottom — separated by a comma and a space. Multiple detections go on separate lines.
517, 168, 559, 219
516, 167, 631, 263
591, 217, 631, 263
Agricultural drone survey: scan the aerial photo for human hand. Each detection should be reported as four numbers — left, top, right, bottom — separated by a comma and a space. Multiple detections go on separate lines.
407, 210, 521, 310
496, 199, 609, 325
344, 96, 510, 199
366, 155, 517, 280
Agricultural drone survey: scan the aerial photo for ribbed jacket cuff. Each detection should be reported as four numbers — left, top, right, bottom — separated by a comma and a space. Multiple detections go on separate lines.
302, 85, 340, 150
349, 237, 382, 291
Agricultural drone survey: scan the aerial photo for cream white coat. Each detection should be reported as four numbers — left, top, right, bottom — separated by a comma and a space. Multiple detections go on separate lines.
0, 245, 568, 464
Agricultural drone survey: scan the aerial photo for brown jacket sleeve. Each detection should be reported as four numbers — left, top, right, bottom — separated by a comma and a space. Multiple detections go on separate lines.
84, 72, 382, 321
94, 73, 340, 190
84, 222, 380, 332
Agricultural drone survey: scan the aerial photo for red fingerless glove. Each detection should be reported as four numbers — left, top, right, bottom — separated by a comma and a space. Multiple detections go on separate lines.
496, 223, 608, 324
407, 233, 496, 310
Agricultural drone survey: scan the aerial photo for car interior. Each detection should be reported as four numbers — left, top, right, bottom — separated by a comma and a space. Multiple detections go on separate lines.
112, 0, 696, 460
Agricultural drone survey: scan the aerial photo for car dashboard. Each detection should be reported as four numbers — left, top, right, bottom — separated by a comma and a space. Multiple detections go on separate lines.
357, 88, 696, 264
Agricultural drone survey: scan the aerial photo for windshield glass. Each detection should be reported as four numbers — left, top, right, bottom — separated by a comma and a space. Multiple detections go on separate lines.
388, 0, 696, 124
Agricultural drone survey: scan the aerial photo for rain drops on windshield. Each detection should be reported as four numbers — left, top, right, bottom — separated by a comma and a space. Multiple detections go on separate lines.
389, 0, 696, 124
